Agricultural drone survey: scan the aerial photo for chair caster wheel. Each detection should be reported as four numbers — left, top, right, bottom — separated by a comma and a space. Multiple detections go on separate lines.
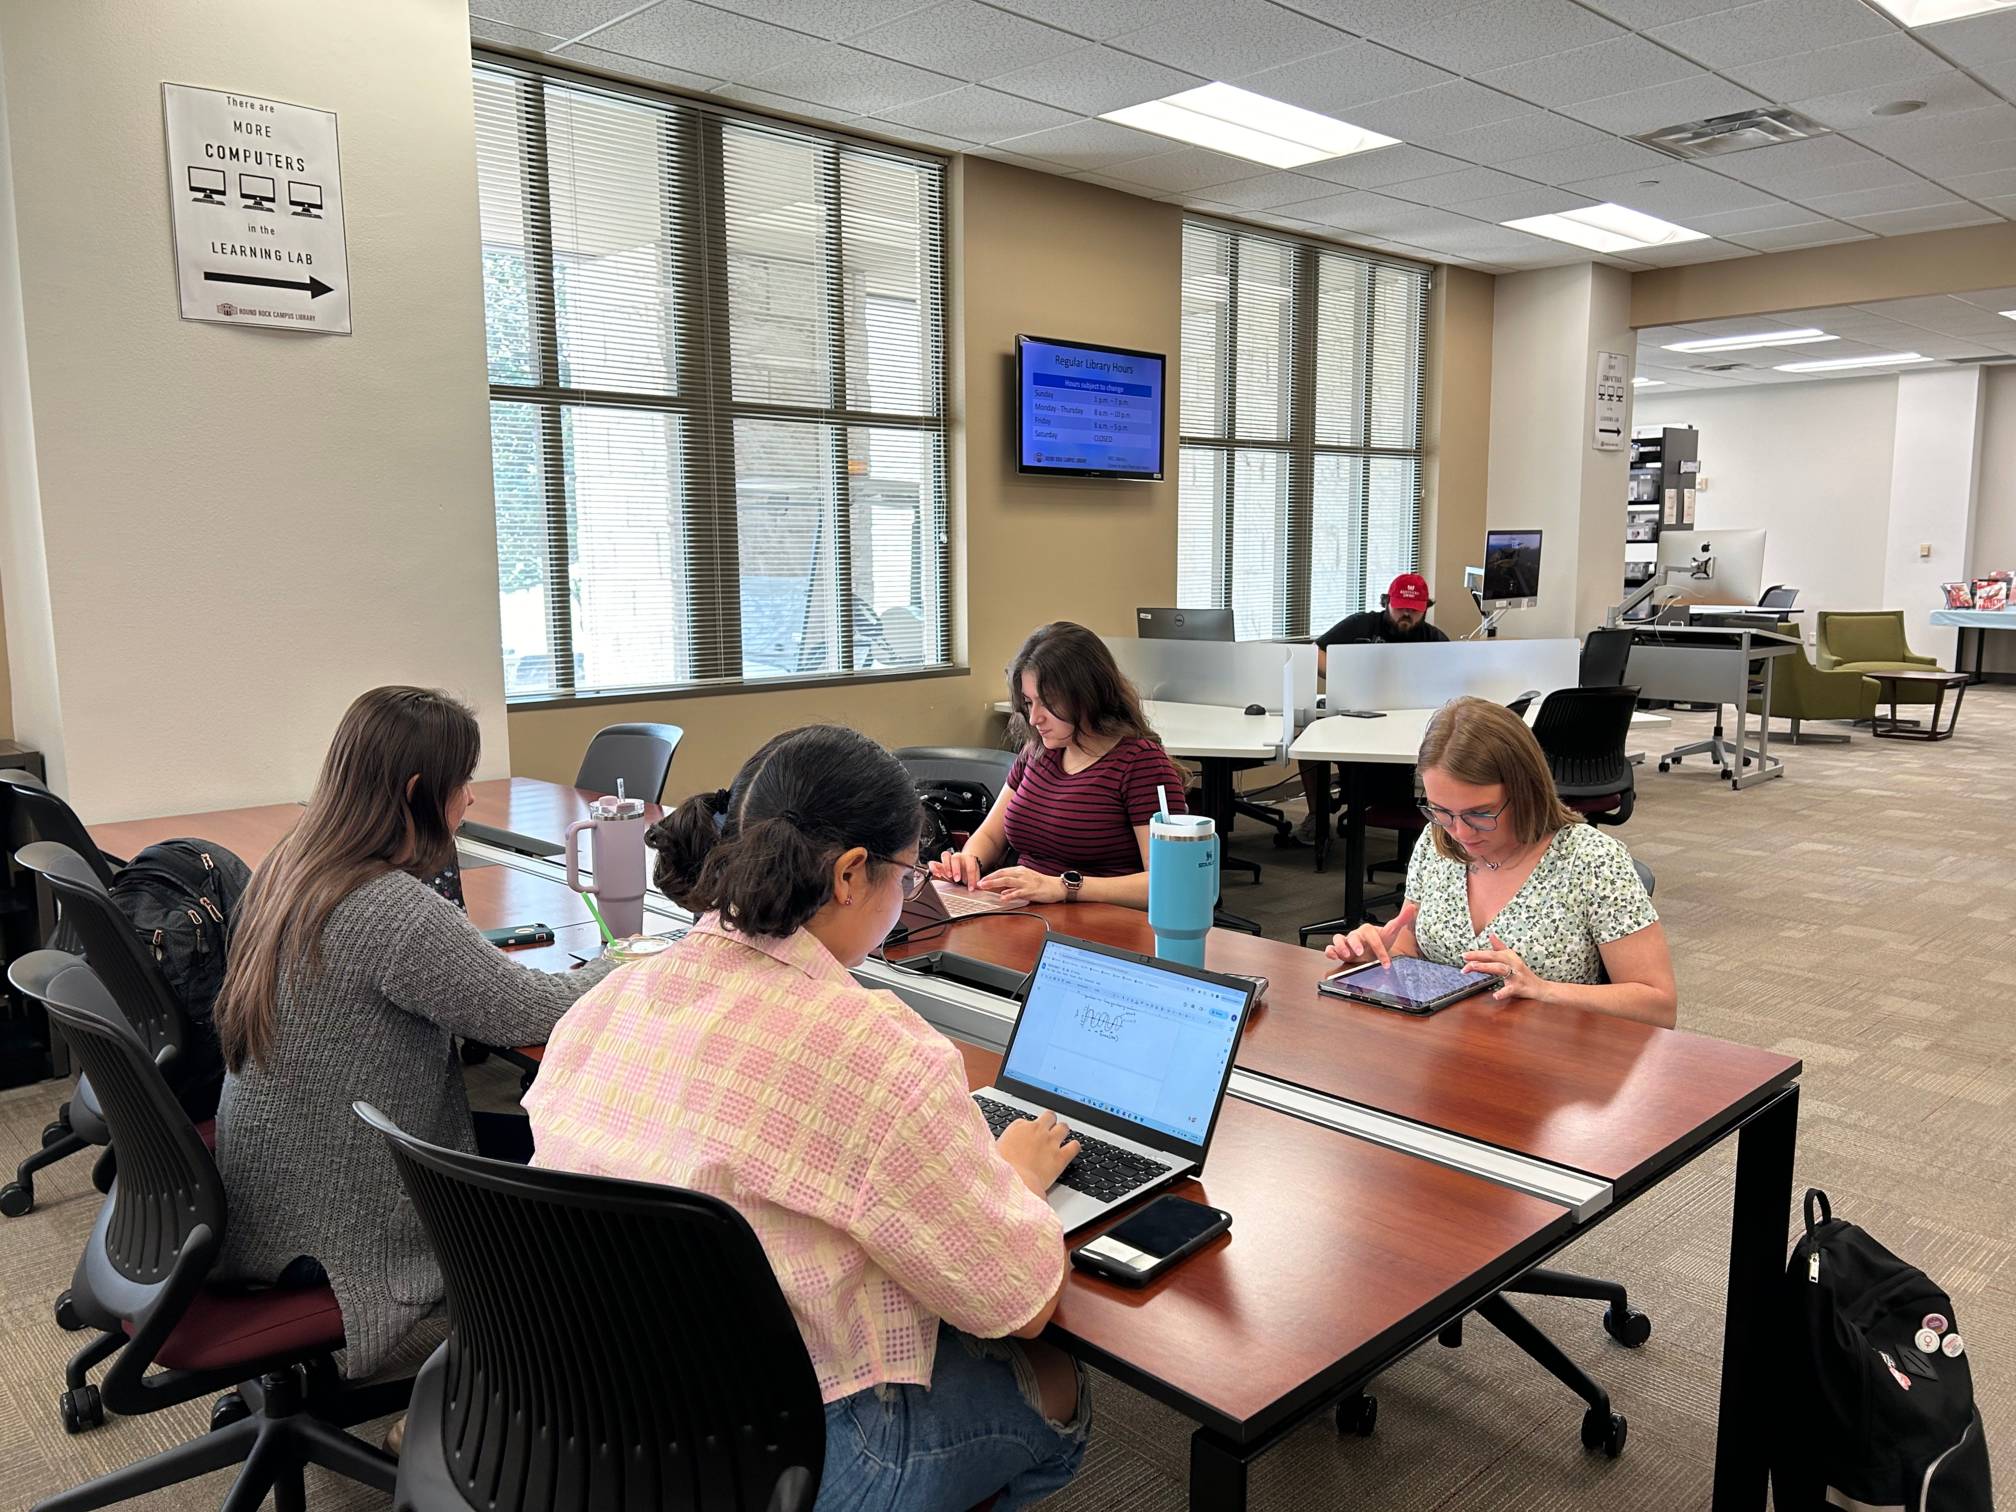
1438, 1319, 1464, 1348
210, 1390, 250, 1431
0, 1180, 32, 1217
1581, 1408, 1627, 1458
1657, 761, 1670, 773
59, 1384, 103, 1434
42, 1120, 69, 1148
1336, 1393, 1377, 1437
458, 1041, 491, 1066
1604, 1305, 1652, 1348
54, 1289, 84, 1331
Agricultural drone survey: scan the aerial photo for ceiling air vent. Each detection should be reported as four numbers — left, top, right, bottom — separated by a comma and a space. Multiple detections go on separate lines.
1634, 107, 1829, 159
1689, 361, 1752, 373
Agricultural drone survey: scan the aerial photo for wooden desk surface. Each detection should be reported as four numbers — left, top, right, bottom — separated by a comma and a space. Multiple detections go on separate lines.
896, 905, 1798, 1192
462, 777, 667, 843
949, 1040, 1571, 1439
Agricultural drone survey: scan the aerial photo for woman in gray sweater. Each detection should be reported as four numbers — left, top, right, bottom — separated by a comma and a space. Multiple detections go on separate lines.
211, 686, 616, 1379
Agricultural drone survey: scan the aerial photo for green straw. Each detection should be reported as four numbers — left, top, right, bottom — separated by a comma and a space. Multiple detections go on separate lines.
580, 891, 615, 946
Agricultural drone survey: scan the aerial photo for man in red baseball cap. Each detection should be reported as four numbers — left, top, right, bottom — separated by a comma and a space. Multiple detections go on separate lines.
1297, 572, 1448, 842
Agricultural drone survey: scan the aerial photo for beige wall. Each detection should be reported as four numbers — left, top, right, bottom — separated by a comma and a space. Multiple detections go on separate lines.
507, 158, 1185, 794
1423, 267, 1492, 637
1632, 223, 2016, 328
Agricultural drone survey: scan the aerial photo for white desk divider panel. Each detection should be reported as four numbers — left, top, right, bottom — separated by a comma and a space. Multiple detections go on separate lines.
1323, 639, 1582, 712
1102, 637, 1319, 721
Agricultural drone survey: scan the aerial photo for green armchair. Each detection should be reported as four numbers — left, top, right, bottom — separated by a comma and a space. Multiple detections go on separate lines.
1747, 622, 1878, 741
1814, 610, 1944, 706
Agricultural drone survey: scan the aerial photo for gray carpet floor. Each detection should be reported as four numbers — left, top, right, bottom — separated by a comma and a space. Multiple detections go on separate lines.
1, 697, 2010, 1509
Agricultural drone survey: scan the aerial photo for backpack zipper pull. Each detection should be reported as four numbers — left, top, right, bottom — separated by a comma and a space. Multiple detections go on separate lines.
151, 928, 165, 962
1809, 1251, 1821, 1283
200, 894, 224, 923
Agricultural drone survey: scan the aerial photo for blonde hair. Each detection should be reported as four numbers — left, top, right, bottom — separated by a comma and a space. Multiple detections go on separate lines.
1417, 696, 1580, 865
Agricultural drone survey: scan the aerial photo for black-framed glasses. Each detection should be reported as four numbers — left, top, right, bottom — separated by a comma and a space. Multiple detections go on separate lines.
1416, 798, 1510, 832
875, 854, 934, 900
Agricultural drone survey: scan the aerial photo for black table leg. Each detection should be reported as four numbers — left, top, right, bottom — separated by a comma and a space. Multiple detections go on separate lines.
1342, 761, 1366, 929
1190, 1428, 1252, 1511
1198, 757, 1263, 935
1711, 1084, 1799, 1512
1312, 764, 1332, 875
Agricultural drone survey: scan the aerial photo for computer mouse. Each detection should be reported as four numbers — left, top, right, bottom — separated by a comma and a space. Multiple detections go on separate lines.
1243, 703, 1266, 716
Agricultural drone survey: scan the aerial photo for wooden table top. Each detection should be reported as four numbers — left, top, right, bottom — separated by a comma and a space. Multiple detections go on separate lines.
895, 904, 1799, 1192
463, 777, 668, 844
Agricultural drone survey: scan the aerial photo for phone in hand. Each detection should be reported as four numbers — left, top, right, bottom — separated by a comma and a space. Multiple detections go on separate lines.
1071, 1194, 1230, 1286
482, 923, 555, 950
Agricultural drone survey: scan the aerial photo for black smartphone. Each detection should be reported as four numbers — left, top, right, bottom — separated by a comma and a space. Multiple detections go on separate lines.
482, 923, 554, 949
1071, 1194, 1230, 1287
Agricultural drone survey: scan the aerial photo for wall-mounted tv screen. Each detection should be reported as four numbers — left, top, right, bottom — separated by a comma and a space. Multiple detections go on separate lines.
1016, 335, 1166, 480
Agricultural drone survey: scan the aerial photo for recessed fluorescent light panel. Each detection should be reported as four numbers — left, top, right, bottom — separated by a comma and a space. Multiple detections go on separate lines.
2001, 310, 2016, 321
1866, 0, 2016, 25
1633, 377, 1665, 387
1664, 328, 1837, 353
1774, 352, 1932, 372
1502, 203, 1708, 254
1101, 83, 1399, 169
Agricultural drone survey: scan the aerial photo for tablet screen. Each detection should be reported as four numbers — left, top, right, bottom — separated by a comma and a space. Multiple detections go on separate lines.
1324, 956, 1496, 1010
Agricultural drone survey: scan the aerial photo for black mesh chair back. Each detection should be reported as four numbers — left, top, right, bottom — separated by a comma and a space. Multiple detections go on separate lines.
575, 723, 683, 805
1578, 629, 1634, 688
1760, 585, 1799, 609
358, 1103, 824, 1512
1531, 687, 1639, 796
16, 842, 190, 1068
44, 966, 223, 1290
0, 768, 118, 887
893, 746, 1017, 796
1632, 860, 1656, 898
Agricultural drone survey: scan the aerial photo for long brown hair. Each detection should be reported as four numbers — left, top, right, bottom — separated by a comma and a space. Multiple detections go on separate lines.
215, 687, 480, 1071
1006, 622, 1157, 753
1417, 696, 1580, 865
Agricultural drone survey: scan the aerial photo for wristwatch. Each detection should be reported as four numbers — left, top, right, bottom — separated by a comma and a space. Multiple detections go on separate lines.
1061, 869, 1084, 903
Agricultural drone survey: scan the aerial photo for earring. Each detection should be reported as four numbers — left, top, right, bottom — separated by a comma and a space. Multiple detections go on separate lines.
841, 897, 854, 908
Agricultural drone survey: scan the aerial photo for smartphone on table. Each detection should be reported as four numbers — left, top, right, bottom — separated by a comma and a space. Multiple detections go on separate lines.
1071, 1194, 1231, 1287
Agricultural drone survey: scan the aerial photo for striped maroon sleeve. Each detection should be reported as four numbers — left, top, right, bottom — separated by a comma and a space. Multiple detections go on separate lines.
1124, 742, 1187, 825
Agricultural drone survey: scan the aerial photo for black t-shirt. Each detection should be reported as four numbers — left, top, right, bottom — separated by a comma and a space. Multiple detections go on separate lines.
1315, 610, 1450, 648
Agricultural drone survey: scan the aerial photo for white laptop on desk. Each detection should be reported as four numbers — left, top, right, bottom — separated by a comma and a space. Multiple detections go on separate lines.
971, 935, 1255, 1232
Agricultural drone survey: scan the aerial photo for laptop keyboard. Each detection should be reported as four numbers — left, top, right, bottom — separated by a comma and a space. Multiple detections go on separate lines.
938, 887, 1003, 916
974, 1095, 1170, 1203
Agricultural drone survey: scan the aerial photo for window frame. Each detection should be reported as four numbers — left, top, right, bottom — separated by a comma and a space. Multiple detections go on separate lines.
1178, 214, 1432, 641
477, 51, 956, 705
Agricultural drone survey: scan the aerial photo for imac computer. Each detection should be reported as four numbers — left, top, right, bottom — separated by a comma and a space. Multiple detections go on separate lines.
239, 173, 277, 211
1653, 529, 1766, 606
1137, 607, 1233, 642
1482, 529, 1542, 610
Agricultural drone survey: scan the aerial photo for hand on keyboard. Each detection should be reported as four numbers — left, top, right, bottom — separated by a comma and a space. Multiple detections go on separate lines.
993, 1104, 1079, 1196
978, 1097, 1166, 1203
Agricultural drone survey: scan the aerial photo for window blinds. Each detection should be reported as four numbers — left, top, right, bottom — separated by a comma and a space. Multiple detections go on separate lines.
1177, 220, 1429, 642
474, 59, 950, 698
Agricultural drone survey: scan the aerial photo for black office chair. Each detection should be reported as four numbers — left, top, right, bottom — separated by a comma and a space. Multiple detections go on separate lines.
1531, 687, 1639, 828
1578, 629, 1634, 688
22, 970, 402, 1509
575, 722, 683, 805
1503, 689, 1542, 718
896, 746, 1017, 864
1760, 585, 1799, 609
356, 1103, 826, 1512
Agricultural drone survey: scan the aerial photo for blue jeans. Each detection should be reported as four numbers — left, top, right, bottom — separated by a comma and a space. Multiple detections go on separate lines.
815, 1324, 1090, 1512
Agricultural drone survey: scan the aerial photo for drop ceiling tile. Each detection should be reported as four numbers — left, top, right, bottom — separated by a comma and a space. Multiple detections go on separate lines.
692, 0, 937, 37
1497, 135, 1677, 184
561, 44, 725, 92
1724, 34, 1950, 103
1401, 222, 1570, 257
993, 115, 1182, 169
873, 84, 1077, 141
1418, 113, 1616, 167
1382, 164, 1548, 207
1942, 166, 2016, 201
1846, 101, 2016, 158
1802, 176, 1961, 217
738, 46, 961, 114
1584, 0, 1751, 23
582, 2, 827, 75
1290, 187, 1431, 227
1908, 336, 2001, 359
1790, 69, 1999, 132
1561, 162, 1782, 217
1106, 0, 1350, 78
984, 0, 1191, 39
1648, 0, 1894, 69
1345, 81, 1540, 140
471, 0, 632, 42
1099, 145, 1279, 192
1845, 201, 2000, 234
1383, 0, 1624, 73
853, 116, 980, 152
1913, 9, 2016, 68
1685, 199, 1828, 231
968, 145, 1060, 172
712, 84, 862, 123
1714, 130, 1891, 186
1321, 200, 1496, 240
469, 14, 568, 49
1893, 132, 2016, 178
1976, 58, 2016, 95
1068, 171, 1159, 196
1868, 294, 2016, 333
984, 45, 1202, 116
1627, 238, 1756, 263
1456, 185, 1603, 220
1293, 145, 1475, 188
1561, 73, 1769, 135
848, 1, 1079, 80
1183, 171, 1353, 208
1722, 218, 1871, 246
1285, 0, 1493, 44
1232, 41, 1454, 115
1952, 287, 2016, 310
1479, 36, 1702, 110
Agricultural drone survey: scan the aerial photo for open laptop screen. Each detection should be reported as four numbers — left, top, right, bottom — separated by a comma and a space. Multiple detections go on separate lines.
997, 935, 1250, 1158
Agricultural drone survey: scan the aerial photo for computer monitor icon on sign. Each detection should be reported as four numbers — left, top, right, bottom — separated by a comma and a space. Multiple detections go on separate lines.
187, 166, 226, 205
287, 180, 323, 217
239, 173, 277, 211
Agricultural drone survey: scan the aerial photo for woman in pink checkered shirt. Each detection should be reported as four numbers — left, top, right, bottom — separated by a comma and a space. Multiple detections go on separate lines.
527, 726, 1091, 1511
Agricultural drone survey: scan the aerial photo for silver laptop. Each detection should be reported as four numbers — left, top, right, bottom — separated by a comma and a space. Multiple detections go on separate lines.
971, 934, 1255, 1232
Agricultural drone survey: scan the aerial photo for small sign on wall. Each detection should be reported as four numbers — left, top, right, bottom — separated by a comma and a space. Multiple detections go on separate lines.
162, 84, 351, 335
1593, 351, 1627, 450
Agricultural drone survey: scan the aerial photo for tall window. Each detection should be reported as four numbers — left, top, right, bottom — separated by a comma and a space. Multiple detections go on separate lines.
1177, 221, 1429, 641
475, 59, 951, 698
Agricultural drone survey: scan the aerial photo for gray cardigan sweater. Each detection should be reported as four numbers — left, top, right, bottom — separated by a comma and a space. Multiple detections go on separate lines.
214, 870, 617, 1378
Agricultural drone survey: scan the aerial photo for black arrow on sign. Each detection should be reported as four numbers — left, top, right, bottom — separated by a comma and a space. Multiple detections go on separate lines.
203, 271, 334, 299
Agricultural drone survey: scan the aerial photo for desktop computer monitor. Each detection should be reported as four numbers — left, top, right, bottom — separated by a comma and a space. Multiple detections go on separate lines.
287, 180, 323, 216
187, 166, 226, 203
1653, 529, 1766, 606
1137, 607, 1233, 642
239, 173, 277, 210
1481, 530, 1542, 610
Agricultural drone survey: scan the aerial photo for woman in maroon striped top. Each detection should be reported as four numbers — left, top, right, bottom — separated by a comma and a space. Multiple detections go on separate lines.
929, 622, 1186, 910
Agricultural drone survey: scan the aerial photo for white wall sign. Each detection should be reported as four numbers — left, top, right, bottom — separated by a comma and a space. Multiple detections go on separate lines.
1592, 350, 1627, 451
162, 83, 351, 335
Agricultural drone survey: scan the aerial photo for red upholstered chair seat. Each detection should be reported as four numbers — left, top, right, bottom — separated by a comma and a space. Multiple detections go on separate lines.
127, 1284, 344, 1372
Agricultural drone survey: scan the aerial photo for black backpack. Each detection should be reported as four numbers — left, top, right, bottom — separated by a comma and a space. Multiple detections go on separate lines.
915, 779, 994, 863
1773, 1188, 1993, 1512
